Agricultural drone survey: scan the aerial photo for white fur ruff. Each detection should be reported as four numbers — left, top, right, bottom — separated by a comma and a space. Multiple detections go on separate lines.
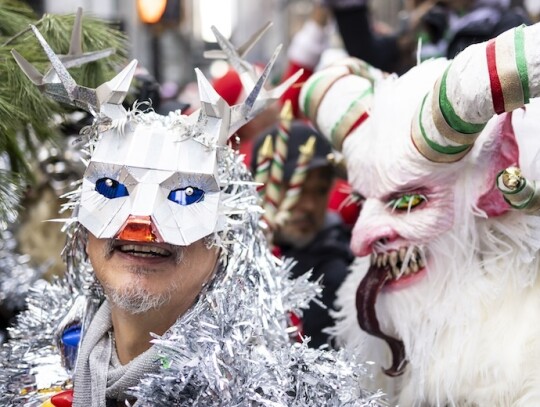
333, 199, 540, 406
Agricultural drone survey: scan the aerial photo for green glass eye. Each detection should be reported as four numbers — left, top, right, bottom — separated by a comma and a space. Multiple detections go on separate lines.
389, 194, 426, 211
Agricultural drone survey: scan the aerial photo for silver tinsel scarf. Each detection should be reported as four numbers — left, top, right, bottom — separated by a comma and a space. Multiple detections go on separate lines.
0, 130, 385, 405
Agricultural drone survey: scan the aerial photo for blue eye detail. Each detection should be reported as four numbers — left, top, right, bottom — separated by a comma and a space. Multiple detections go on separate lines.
168, 186, 205, 206
95, 177, 129, 199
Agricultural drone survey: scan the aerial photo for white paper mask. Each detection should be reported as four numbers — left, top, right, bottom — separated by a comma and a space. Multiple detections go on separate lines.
78, 112, 222, 245
13, 21, 303, 246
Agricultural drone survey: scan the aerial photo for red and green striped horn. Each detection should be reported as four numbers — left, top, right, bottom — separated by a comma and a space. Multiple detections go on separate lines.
299, 58, 384, 152
412, 23, 540, 163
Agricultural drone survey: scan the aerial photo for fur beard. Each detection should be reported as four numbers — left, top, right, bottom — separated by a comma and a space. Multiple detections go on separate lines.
332, 207, 540, 406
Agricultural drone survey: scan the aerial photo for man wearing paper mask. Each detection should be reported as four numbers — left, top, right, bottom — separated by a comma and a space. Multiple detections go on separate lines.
0, 12, 384, 407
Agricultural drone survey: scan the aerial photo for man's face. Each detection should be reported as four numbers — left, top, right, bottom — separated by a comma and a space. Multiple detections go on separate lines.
86, 233, 219, 314
275, 167, 333, 248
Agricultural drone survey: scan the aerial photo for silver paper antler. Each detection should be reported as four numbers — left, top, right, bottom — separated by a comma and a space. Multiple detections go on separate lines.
11, 9, 135, 120
204, 21, 273, 62
11, 8, 115, 83
194, 24, 303, 145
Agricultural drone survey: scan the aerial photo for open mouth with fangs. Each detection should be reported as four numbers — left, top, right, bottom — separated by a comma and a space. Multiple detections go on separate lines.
370, 246, 426, 290
114, 243, 172, 259
356, 245, 427, 377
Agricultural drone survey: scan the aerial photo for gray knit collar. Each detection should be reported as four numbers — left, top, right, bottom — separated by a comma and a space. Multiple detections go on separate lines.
72, 301, 160, 407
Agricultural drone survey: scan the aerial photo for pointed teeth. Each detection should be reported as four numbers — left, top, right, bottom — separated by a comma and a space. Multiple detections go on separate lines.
399, 247, 406, 262
389, 251, 398, 268
371, 246, 425, 280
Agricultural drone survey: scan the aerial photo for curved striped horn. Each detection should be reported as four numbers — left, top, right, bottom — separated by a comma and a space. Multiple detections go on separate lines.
412, 23, 540, 163
299, 58, 384, 151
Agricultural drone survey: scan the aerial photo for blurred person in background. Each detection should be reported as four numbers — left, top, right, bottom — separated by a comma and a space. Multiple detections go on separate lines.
324, 0, 438, 73
251, 116, 354, 349
418, 0, 531, 60
524, 0, 540, 22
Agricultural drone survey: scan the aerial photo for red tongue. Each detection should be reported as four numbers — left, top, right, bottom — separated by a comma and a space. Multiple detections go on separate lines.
356, 263, 407, 376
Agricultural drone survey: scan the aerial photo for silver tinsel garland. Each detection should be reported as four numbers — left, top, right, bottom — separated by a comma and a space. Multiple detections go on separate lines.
0, 231, 45, 315
131, 149, 385, 406
0, 144, 385, 406
0, 228, 99, 405
0, 172, 46, 344
0, 169, 41, 315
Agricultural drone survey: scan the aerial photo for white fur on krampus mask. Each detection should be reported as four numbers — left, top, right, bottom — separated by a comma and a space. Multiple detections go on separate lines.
301, 23, 540, 404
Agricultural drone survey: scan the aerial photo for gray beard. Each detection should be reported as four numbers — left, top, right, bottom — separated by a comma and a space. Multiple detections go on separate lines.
102, 239, 185, 314
104, 278, 176, 315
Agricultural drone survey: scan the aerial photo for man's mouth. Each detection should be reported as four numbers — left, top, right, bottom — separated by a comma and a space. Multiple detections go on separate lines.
115, 243, 172, 258
370, 245, 426, 283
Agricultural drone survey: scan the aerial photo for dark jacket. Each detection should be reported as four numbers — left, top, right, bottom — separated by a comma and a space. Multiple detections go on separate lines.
279, 212, 354, 348
446, 6, 530, 58
331, 5, 401, 73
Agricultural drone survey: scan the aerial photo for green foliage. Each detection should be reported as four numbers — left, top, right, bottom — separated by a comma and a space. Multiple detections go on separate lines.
0, 0, 35, 37
0, 0, 128, 176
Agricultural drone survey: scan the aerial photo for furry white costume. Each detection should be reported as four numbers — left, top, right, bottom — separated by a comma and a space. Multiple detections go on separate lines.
301, 23, 540, 406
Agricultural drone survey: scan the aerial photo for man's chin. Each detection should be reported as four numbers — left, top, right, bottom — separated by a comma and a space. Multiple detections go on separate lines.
105, 286, 172, 315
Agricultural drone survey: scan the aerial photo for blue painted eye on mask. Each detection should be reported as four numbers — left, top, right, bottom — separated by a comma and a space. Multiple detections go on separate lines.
95, 177, 129, 199
168, 186, 205, 205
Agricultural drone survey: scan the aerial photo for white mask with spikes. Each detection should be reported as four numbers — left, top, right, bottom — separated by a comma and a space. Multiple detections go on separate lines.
13, 19, 302, 246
